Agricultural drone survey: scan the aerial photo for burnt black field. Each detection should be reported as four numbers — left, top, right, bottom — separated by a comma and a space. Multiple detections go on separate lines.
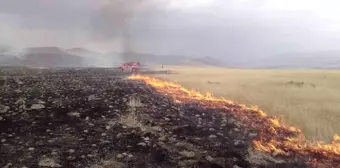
0, 67, 308, 168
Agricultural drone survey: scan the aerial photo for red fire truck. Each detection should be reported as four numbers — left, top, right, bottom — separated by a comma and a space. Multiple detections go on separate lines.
119, 61, 141, 72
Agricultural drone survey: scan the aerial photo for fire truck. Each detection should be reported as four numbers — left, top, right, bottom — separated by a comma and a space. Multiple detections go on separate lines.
119, 61, 141, 72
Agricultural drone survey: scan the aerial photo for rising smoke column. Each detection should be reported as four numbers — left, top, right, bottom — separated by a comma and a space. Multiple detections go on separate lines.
91, 0, 154, 64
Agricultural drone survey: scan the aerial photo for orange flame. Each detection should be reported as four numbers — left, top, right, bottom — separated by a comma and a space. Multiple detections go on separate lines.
129, 75, 340, 167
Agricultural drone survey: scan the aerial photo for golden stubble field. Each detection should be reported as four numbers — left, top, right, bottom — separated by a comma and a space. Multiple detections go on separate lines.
153, 65, 340, 141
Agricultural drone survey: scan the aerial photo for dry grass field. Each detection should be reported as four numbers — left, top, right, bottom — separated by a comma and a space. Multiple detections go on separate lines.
153, 65, 340, 141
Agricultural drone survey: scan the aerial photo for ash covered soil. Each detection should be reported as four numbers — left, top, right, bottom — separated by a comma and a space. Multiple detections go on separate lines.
0, 68, 309, 168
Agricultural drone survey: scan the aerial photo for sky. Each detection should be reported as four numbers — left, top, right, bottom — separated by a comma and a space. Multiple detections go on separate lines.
1, 0, 340, 59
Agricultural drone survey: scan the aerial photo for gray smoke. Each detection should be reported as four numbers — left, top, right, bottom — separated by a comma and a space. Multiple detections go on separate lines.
0, 44, 10, 53
91, 0, 155, 63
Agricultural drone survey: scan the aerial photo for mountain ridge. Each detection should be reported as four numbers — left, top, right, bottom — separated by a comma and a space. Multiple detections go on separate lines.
1, 46, 340, 69
0, 46, 223, 67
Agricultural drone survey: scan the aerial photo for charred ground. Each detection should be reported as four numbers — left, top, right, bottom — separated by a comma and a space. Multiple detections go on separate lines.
0, 68, 309, 168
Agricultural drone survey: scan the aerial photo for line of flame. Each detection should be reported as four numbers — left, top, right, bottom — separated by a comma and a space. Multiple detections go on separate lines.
129, 75, 340, 167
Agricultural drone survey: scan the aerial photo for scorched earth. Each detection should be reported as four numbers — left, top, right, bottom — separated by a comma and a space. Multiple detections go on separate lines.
0, 68, 337, 168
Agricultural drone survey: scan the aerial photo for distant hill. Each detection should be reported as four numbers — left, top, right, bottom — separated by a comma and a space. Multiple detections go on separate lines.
256, 51, 340, 69
0, 46, 223, 67
0, 54, 24, 66
213, 51, 340, 69
106, 52, 223, 66
185, 56, 224, 66
2, 46, 340, 68
22, 47, 85, 67
66, 48, 103, 58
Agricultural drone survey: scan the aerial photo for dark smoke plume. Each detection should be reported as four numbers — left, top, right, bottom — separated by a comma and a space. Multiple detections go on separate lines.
91, 0, 156, 63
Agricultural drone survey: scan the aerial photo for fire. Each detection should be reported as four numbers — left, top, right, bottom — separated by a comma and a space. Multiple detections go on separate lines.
129, 75, 340, 167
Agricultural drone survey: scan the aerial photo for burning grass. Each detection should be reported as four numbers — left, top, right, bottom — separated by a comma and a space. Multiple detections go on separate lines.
129, 74, 340, 167
152, 66, 340, 141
